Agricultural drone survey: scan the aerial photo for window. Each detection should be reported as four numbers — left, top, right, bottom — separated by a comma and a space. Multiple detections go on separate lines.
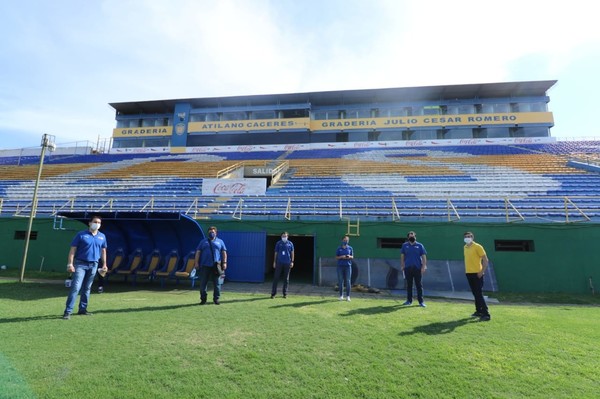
377, 237, 405, 249
311, 110, 340, 120
344, 109, 371, 119
411, 129, 437, 140
252, 111, 276, 120
280, 109, 308, 118
485, 127, 510, 138
494, 240, 535, 252
222, 112, 247, 121
14, 231, 38, 240
444, 128, 473, 139
378, 107, 408, 117
144, 138, 170, 147
423, 106, 440, 115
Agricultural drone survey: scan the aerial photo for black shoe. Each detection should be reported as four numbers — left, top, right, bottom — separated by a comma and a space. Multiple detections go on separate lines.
270, 294, 275, 299
214, 300, 220, 305
479, 315, 491, 322
62, 313, 70, 320
200, 300, 207, 305
471, 312, 482, 318
283, 295, 287, 299
77, 311, 93, 316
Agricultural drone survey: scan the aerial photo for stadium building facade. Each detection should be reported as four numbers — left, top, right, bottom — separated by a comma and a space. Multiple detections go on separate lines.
110, 80, 555, 151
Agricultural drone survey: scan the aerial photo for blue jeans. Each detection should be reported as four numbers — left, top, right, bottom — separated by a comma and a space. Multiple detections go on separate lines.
199, 266, 222, 302
337, 265, 352, 297
64, 262, 98, 314
271, 263, 291, 296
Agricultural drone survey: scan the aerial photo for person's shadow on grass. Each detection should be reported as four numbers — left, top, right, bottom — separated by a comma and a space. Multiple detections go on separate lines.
340, 304, 410, 316
399, 317, 475, 336
269, 299, 333, 309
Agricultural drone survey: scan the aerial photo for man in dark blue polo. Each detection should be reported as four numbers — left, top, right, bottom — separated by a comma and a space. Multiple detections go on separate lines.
194, 226, 228, 305
62, 215, 108, 319
271, 231, 294, 299
400, 230, 428, 307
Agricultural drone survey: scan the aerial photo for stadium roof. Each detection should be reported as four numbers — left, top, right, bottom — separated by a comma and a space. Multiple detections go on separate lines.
109, 80, 557, 115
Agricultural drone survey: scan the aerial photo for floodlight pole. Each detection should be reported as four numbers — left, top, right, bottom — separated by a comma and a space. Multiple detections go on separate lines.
19, 134, 55, 282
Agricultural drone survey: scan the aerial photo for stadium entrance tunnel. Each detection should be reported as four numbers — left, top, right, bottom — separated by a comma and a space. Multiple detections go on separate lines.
55, 211, 204, 268
265, 234, 315, 284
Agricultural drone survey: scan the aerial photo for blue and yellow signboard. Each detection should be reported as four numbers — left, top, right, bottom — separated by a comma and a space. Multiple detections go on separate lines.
188, 117, 310, 133
112, 126, 172, 137
311, 112, 554, 131
113, 112, 553, 139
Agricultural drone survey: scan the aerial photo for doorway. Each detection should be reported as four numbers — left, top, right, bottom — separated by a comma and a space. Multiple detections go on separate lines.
265, 234, 315, 284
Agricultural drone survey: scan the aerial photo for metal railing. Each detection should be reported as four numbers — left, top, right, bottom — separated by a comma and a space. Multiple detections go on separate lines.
1, 194, 598, 223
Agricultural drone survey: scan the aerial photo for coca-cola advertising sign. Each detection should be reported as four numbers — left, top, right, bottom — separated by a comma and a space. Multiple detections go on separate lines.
202, 179, 266, 196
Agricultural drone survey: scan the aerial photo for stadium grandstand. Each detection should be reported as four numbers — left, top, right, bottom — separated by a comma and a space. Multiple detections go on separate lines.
1, 80, 599, 295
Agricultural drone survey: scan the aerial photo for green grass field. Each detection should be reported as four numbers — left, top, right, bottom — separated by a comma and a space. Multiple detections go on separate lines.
1, 280, 598, 399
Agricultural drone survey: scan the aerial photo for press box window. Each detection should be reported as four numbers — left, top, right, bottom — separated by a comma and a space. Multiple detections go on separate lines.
15, 231, 38, 240
378, 237, 405, 249
494, 240, 535, 252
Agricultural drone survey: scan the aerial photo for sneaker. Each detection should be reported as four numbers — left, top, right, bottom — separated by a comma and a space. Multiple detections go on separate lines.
471, 312, 482, 318
283, 295, 287, 299
479, 315, 491, 322
346, 297, 351, 302
62, 313, 70, 320
270, 294, 275, 299
200, 300, 207, 305
77, 311, 93, 316
419, 302, 426, 307
402, 301, 412, 306
213, 300, 220, 305
339, 296, 344, 301
98, 287, 104, 294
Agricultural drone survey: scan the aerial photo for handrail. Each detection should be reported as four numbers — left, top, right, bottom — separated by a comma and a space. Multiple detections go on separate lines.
284, 197, 292, 220
504, 198, 525, 223
140, 196, 155, 212
446, 199, 461, 222
216, 162, 244, 179
232, 198, 244, 220
2, 194, 600, 223
271, 161, 289, 185
564, 196, 591, 223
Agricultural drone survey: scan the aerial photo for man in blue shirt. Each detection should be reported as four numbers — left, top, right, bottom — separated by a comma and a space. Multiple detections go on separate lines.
62, 215, 108, 319
400, 231, 428, 307
194, 226, 228, 305
271, 231, 295, 299
336, 235, 354, 301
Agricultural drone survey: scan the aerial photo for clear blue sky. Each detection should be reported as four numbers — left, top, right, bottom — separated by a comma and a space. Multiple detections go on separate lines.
1, 0, 598, 150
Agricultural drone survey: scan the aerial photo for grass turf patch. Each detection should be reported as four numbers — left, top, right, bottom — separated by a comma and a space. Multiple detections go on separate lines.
0, 281, 599, 399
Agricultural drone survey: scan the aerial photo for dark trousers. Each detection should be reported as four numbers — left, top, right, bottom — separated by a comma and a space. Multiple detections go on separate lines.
271, 263, 291, 296
404, 267, 424, 303
466, 273, 489, 316
199, 266, 221, 302
97, 274, 105, 288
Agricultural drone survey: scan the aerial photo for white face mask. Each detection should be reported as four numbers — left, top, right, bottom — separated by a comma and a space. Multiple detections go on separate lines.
90, 222, 101, 231
464, 237, 472, 244
281, 237, 288, 242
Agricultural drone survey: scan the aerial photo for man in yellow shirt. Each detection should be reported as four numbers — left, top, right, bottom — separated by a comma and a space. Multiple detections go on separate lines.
463, 232, 491, 321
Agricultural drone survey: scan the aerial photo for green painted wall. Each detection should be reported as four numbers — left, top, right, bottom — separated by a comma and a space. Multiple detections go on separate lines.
2, 217, 598, 294
0, 217, 84, 273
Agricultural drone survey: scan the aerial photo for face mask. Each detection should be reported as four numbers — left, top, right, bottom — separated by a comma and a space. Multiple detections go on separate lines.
342, 241, 349, 246
464, 237, 472, 244
209, 232, 216, 239
281, 237, 287, 242
90, 223, 100, 231
408, 237, 416, 243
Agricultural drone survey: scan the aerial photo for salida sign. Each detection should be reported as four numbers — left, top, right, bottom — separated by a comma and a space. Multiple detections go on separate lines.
202, 178, 267, 196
